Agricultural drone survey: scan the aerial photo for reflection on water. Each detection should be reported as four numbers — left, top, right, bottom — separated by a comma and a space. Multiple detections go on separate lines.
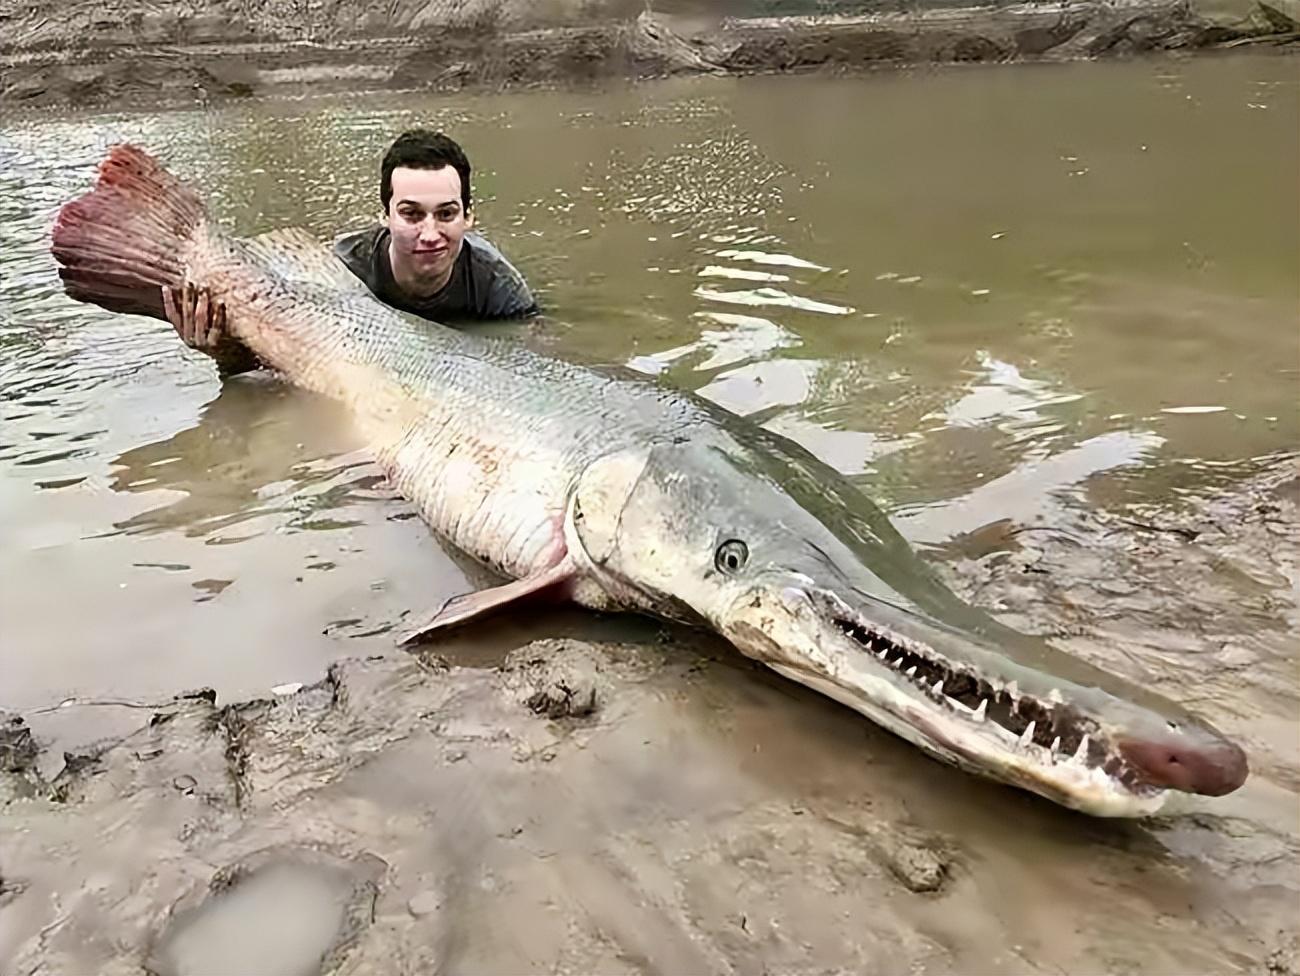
633, 311, 800, 373
896, 429, 1166, 545
934, 351, 1084, 433
609, 127, 791, 230
103, 378, 373, 540
0, 55, 1296, 721
693, 283, 856, 315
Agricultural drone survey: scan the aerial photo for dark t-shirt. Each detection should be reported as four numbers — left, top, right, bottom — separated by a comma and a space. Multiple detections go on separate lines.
332, 224, 538, 322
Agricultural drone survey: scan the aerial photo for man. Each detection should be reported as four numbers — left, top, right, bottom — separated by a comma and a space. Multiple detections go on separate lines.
163, 129, 538, 375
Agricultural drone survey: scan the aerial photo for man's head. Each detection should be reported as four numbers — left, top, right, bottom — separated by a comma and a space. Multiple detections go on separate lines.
380, 129, 475, 294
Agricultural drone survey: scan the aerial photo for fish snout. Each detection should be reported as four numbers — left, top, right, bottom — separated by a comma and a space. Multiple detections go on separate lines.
1117, 736, 1249, 796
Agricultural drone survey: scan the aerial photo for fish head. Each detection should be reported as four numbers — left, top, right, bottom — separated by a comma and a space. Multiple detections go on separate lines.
566, 435, 1248, 817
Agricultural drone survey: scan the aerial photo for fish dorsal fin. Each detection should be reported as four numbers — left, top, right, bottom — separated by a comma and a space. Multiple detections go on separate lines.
241, 227, 370, 294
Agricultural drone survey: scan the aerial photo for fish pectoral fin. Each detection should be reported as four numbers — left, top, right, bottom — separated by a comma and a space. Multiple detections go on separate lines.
397, 562, 575, 645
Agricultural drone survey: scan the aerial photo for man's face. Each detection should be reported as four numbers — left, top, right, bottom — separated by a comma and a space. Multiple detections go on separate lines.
386, 165, 473, 287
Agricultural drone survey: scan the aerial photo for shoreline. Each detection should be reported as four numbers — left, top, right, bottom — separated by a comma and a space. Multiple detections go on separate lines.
2, 1, 1296, 109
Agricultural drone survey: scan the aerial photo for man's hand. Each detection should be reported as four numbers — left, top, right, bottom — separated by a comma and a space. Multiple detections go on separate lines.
162, 282, 228, 351
161, 284, 258, 375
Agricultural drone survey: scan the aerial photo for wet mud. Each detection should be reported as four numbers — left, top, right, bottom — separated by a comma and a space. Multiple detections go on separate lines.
1, 0, 1297, 109
2, 457, 1296, 975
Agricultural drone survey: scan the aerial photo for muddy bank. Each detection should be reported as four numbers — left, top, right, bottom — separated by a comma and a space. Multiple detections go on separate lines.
0, 644, 1294, 974
0, 642, 966, 974
2, 457, 1297, 975
1, 0, 1297, 109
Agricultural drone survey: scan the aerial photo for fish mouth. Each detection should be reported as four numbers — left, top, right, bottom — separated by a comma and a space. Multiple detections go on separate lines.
726, 582, 1247, 817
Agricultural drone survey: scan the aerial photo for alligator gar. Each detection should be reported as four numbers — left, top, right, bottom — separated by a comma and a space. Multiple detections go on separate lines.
50, 145, 1247, 816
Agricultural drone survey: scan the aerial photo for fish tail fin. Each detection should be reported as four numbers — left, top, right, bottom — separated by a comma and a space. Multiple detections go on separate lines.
51, 144, 208, 320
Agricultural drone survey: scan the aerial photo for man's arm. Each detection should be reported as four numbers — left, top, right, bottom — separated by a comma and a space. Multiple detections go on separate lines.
161, 284, 261, 376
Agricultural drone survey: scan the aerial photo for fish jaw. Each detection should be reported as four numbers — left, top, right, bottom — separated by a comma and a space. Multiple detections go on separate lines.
559, 440, 1246, 817
717, 576, 1247, 817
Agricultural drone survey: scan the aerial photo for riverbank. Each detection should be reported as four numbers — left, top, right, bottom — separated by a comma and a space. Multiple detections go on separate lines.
1, 0, 1296, 109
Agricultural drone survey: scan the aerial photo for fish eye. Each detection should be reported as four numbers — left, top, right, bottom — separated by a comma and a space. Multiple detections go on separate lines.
715, 539, 749, 574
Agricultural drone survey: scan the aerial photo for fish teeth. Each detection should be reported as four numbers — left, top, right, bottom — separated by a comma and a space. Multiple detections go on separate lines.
932, 680, 944, 696
1074, 735, 1090, 764
1050, 736, 1061, 754
973, 699, 988, 722
906, 666, 917, 678
876, 648, 888, 660
1019, 721, 1036, 748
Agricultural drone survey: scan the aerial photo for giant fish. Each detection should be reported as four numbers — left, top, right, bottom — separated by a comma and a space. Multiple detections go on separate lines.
50, 144, 1248, 816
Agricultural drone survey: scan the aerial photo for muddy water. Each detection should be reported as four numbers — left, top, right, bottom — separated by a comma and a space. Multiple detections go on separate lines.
1, 53, 1297, 973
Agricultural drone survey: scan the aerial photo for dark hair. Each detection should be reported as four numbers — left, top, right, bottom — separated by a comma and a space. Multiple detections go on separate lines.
380, 129, 472, 214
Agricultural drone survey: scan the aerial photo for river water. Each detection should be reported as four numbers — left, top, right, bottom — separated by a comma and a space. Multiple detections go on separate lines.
1, 51, 1298, 975
3, 54, 1294, 706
